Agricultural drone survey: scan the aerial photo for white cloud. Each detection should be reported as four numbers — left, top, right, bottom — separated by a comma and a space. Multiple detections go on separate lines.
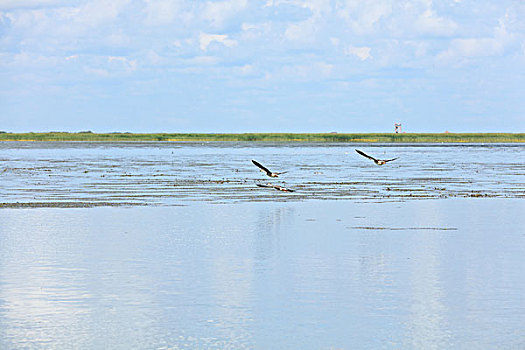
345, 45, 372, 60
336, 0, 392, 35
202, 0, 247, 28
296, 0, 332, 16
274, 0, 332, 43
439, 38, 503, 60
108, 56, 137, 72
337, 0, 459, 39
284, 17, 318, 42
414, 9, 457, 36
241, 22, 271, 40
70, 55, 138, 78
3, 9, 48, 32
0, 0, 68, 10
266, 0, 331, 15
144, 0, 182, 26
236, 63, 256, 76
265, 0, 332, 43
199, 32, 237, 51
75, 0, 130, 26
437, 14, 514, 63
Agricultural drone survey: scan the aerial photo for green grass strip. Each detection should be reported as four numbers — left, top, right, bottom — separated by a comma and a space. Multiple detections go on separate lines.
0, 132, 523, 143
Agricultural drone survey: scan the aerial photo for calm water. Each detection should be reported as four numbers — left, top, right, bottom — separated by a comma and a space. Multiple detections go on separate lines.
0, 142, 524, 349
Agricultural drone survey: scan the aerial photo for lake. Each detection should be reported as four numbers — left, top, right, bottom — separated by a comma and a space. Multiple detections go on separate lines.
0, 142, 524, 349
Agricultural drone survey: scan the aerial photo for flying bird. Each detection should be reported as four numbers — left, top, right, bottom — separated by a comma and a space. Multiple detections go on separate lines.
252, 160, 287, 177
355, 149, 398, 165
256, 183, 295, 192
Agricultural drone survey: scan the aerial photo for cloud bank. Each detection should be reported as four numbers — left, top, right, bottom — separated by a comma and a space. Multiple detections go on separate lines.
1, 0, 524, 132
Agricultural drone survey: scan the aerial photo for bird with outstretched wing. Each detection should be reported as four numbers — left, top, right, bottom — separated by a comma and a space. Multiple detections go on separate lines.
355, 149, 398, 165
252, 160, 287, 177
256, 183, 295, 192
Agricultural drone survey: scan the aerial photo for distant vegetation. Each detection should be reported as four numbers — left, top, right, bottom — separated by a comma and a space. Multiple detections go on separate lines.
0, 132, 523, 143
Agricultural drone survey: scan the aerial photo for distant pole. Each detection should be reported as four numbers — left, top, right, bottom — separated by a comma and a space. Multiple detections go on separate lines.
394, 123, 402, 133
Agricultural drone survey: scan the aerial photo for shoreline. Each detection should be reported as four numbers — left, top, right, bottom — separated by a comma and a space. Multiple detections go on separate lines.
1, 195, 522, 209
0, 132, 524, 143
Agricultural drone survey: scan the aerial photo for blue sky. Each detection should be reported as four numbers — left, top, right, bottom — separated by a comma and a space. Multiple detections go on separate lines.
1, 0, 524, 133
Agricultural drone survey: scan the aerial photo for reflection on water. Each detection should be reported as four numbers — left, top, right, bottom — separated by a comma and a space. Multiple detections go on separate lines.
0, 142, 524, 206
1, 199, 524, 349
407, 229, 450, 349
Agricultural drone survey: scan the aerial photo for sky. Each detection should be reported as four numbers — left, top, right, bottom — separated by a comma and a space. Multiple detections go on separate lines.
1, 0, 524, 133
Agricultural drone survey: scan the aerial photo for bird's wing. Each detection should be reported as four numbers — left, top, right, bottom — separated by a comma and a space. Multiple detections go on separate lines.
383, 157, 399, 163
257, 183, 294, 192
275, 186, 294, 192
355, 149, 377, 161
252, 160, 272, 174
256, 183, 273, 188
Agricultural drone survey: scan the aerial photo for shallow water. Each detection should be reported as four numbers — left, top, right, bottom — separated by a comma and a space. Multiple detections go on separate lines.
1, 142, 524, 206
1, 142, 524, 349
0, 199, 524, 349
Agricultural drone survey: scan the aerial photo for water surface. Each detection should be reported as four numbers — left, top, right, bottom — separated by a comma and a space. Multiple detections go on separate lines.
0, 142, 524, 349
1, 142, 523, 206
0, 199, 524, 349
